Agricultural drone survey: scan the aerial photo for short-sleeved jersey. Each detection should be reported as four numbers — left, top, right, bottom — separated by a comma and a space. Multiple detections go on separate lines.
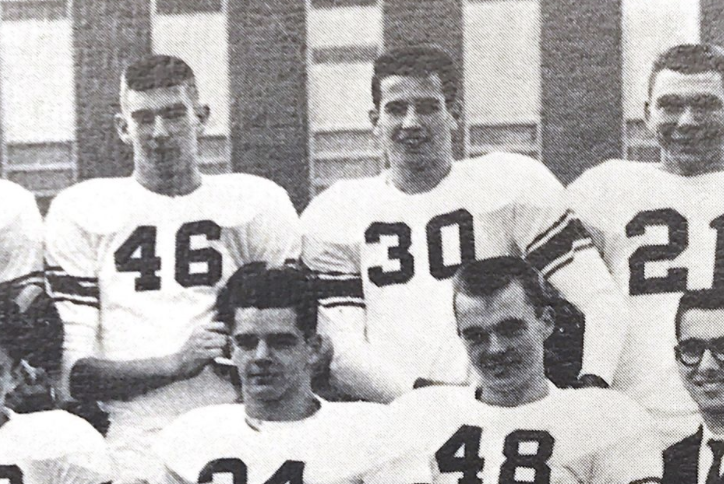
302, 153, 625, 395
45, 174, 301, 426
567, 159, 723, 416
376, 385, 662, 484
0, 179, 43, 289
154, 401, 385, 484
0, 410, 113, 484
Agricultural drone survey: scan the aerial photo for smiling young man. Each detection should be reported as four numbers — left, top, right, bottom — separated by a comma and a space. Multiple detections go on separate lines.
663, 290, 724, 484
375, 257, 662, 484
154, 264, 385, 484
0, 295, 113, 484
44, 55, 301, 481
302, 45, 629, 402
567, 43, 724, 446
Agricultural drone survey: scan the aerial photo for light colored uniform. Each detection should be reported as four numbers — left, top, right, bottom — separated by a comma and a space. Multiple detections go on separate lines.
302, 153, 628, 401
154, 400, 385, 484
44, 174, 301, 480
0, 179, 43, 290
568, 159, 722, 444
0, 409, 113, 484
376, 385, 663, 484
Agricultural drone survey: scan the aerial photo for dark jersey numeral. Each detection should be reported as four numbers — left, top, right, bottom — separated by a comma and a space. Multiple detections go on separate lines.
114, 226, 162, 291
198, 458, 304, 484
499, 430, 555, 484
427, 209, 476, 280
175, 220, 223, 288
626, 209, 724, 295
366, 222, 415, 286
626, 209, 688, 295
0, 465, 23, 484
366, 209, 476, 287
435, 425, 484, 484
114, 221, 223, 292
436, 427, 554, 484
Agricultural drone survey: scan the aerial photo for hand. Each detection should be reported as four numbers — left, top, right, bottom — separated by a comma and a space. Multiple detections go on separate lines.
172, 322, 228, 380
575, 374, 609, 389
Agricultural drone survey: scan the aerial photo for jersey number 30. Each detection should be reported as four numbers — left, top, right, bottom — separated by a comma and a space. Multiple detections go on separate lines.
198, 459, 303, 484
114, 221, 223, 291
436, 425, 554, 484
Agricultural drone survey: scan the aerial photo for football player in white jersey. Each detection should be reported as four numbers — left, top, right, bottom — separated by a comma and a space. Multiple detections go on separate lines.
375, 257, 662, 484
567, 43, 724, 445
154, 264, 385, 484
0, 291, 113, 484
302, 45, 629, 402
44, 55, 301, 481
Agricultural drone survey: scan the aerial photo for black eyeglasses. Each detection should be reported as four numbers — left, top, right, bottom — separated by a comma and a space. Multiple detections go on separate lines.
675, 337, 724, 367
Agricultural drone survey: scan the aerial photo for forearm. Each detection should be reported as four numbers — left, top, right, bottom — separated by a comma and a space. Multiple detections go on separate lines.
70, 354, 183, 401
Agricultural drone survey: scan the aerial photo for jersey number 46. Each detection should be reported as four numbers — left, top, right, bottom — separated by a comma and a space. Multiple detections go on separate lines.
114, 220, 223, 291
0, 465, 22, 484
436, 425, 554, 484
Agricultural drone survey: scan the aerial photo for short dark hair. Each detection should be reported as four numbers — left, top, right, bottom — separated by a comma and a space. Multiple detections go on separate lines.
675, 289, 724, 340
215, 263, 318, 339
452, 256, 554, 319
0, 290, 63, 372
371, 45, 459, 109
649, 43, 724, 97
122, 54, 196, 92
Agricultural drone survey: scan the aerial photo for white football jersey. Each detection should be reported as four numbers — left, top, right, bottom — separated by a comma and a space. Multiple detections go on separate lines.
568, 159, 722, 417
0, 179, 43, 290
0, 410, 113, 484
44, 174, 301, 426
302, 153, 627, 400
376, 385, 662, 484
154, 401, 385, 484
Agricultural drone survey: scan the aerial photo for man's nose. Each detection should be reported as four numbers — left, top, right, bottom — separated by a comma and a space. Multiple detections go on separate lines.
152, 115, 170, 138
698, 348, 720, 371
677, 106, 700, 128
401, 105, 422, 129
486, 333, 506, 355
253, 340, 272, 360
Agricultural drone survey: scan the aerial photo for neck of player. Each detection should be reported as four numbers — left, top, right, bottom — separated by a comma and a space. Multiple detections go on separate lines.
703, 411, 724, 435
390, 156, 453, 194
477, 375, 550, 408
661, 150, 724, 177
244, 384, 319, 422
134, 156, 202, 197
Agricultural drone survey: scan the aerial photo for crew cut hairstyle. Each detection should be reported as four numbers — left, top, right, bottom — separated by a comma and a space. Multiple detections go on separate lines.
453, 256, 554, 318
371, 45, 459, 109
674, 289, 724, 340
215, 263, 319, 340
122, 54, 197, 93
649, 43, 724, 96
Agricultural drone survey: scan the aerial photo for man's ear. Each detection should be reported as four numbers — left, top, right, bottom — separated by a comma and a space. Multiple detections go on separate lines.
369, 107, 380, 135
644, 100, 652, 126
195, 104, 211, 133
114, 113, 132, 145
448, 102, 461, 131
540, 306, 555, 339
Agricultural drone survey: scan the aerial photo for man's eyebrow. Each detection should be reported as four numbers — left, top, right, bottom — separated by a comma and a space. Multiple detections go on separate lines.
131, 103, 186, 116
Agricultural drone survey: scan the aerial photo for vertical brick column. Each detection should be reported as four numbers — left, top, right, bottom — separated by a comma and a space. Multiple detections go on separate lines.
540, 0, 623, 183
702, 0, 724, 48
228, 0, 309, 211
73, 0, 152, 179
383, 0, 465, 160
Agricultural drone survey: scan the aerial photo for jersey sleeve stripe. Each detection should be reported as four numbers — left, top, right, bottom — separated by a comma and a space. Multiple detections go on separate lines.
526, 211, 571, 252
51, 295, 100, 309
313, 272, 365, 308
46, 272, 99, 301
525, 216, 594, 277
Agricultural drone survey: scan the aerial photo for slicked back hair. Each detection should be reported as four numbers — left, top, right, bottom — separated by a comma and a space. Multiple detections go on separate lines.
371, 45, 459, 109
453, 257, 554, 319
649, 43, 724, 97
675, 289, 724, 340
215, 263, 318, 340
120, 54, 198, 108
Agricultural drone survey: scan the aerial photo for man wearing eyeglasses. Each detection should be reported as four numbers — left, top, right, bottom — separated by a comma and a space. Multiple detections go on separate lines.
665, 289, 724, 483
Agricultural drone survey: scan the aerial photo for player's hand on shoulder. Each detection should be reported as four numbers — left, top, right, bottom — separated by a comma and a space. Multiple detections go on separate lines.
172, 322, 227, 380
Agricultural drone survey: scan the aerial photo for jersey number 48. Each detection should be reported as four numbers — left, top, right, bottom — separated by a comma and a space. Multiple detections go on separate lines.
436, 425, 554, 484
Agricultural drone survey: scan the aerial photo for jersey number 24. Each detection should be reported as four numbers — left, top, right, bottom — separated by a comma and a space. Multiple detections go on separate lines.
198, 459, 303, 484
114, 221, 222, 292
